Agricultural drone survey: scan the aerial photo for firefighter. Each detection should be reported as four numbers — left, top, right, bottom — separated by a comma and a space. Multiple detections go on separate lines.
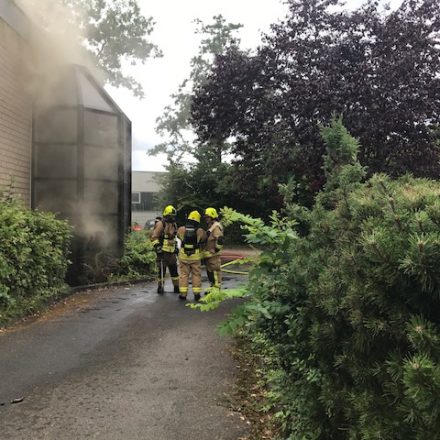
151, 205, 179, 294
177, 211, 206, 301
202, 207, 224, 294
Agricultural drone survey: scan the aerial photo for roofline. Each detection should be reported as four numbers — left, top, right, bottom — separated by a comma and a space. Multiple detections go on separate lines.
74, 64, 131, 123
132, 171, 167, 174
0, 0, 30, 40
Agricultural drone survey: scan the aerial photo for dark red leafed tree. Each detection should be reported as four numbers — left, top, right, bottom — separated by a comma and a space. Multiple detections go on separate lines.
191, 0, 440, 210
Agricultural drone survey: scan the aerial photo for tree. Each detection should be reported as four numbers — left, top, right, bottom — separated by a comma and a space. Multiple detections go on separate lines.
218, 119, 440, 438
22, 0, 161, 97
152, 15, 242, 160
191, 0, 440, 209
72, 0, 161, 97
150, 15, 243, 213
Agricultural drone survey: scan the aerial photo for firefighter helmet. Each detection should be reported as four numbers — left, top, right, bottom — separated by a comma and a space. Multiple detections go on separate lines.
204, 207, 218, 219
163, 205, 176, 217
188, 210, 201, 223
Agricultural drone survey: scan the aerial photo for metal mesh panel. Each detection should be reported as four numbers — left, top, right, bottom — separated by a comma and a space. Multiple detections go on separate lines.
34, 109, 78, 143
34, 144, 77, 178
34, 180, 78, 214
84, 146, 119, 180
83, 180, 119, 214
32, 65, 131, 285
83, 111, 118, 147
77, 69, 113, 112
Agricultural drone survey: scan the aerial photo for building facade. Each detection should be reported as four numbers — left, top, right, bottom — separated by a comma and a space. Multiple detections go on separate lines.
0, 0, 32, 205
0, 1, 132, 285
131, 171, 165, 225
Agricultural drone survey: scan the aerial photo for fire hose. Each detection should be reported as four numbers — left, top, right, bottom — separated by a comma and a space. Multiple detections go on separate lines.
220, 254, 252, 275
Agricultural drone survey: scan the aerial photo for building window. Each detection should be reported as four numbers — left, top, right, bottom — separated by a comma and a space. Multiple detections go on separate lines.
132, 192, 141, 204
132, 192, 158, 211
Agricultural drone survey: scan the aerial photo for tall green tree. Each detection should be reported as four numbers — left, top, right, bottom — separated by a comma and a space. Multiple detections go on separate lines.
151, 15, 242, 161
69, 0, 162, 97
151, 15, 242, 213
23, 0, 161, 97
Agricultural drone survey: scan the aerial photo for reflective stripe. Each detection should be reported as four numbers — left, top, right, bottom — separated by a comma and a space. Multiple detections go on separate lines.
152, 222, 177, 251
171, 276, 179, 281
180, 287, 188, 294
162, 233, 176, 252
214, 271, 220, 288
202, 250, 220, 259
179, 248, 202, 261
162, 240, 176, 252
193, 287, 202, 293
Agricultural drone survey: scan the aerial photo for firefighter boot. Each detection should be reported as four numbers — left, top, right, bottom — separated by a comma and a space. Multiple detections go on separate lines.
207, 270, 215, 286
174, 285, 180, 294
204, 270, 215, 295
157, 283, 164, 294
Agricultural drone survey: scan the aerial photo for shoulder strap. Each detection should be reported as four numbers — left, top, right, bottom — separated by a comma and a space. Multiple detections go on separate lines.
163, 221, 177, 237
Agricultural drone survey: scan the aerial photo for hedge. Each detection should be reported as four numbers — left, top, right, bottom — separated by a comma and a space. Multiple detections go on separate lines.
221, 118, 440, 439
0, 199, 71, 323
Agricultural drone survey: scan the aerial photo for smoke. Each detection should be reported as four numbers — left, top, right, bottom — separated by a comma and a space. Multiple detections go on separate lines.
13, 1, 126, 264
17, 0, 100, 107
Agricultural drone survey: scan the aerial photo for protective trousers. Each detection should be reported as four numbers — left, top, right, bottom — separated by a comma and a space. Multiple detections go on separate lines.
179, 259, 202, 298
157, 252, 179, 288
205, 255, 221, 289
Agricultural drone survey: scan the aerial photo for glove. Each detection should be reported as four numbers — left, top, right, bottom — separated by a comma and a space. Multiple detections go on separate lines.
154, 243, 163, 255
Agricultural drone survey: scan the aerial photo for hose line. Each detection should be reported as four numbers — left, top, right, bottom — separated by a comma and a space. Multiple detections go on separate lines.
222, 269, 249, 275
221, 257, 250, 275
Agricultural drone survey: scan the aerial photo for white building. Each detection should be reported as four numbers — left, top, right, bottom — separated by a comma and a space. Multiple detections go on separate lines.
131, 171, 165, 225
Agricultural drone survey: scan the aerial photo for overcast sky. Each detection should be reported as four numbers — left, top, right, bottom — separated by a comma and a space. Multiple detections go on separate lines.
106, 0, 403, 172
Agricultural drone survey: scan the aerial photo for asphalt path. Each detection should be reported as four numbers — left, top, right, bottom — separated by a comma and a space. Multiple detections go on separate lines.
0, 275, 249, 439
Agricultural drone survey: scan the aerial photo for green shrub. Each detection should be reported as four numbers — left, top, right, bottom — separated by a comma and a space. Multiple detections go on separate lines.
110, 229, 156, 281
0, 199, 71, 323
223, 118, 440, 439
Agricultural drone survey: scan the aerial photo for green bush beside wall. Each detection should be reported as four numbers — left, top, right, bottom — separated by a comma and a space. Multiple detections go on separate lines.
0, 199, 72, 324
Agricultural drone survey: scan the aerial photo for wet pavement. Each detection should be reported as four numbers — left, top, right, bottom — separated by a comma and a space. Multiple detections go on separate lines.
0, 275, 249, 439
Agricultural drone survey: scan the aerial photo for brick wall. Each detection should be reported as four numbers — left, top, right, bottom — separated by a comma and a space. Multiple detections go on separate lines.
0, 17, 32, 206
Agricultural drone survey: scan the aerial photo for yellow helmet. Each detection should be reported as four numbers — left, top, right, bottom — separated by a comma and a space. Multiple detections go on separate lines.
188, 210, 201, 223
204, 207, 218, 219
163, 205, 176, 217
